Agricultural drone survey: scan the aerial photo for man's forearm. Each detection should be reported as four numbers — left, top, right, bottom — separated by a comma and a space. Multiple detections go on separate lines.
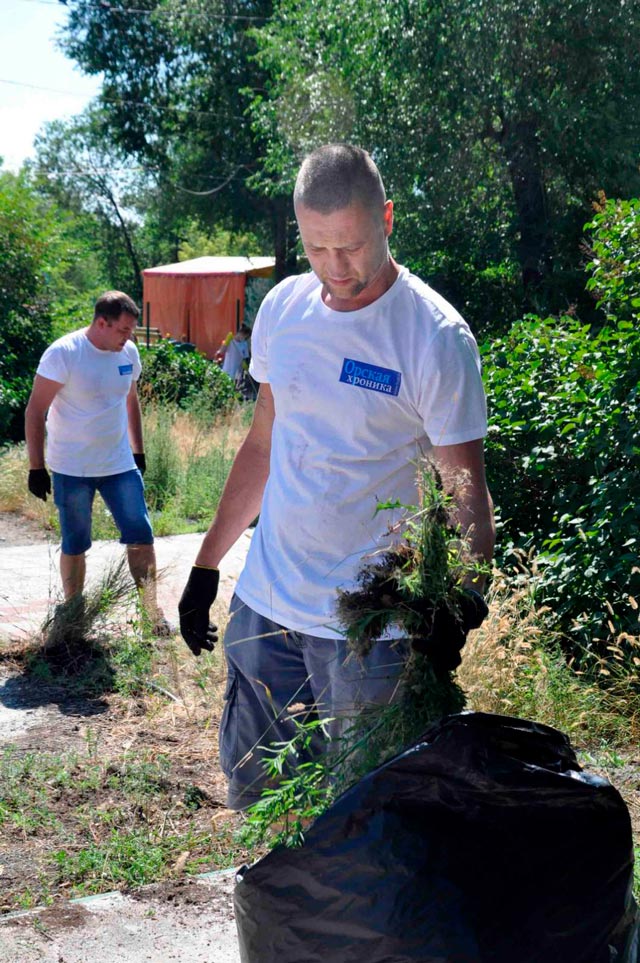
457, 494, 495, 591
195, 437, 271, 569
25, 408, 46, 469
127, 396, 144, 453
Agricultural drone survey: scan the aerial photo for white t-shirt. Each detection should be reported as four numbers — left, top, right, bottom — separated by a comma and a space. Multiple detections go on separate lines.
37, 328, 141, 477
235, 267, 488, 639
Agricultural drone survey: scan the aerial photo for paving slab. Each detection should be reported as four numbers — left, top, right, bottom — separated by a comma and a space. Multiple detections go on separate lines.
0, 871, 241, 963
0, 529, 253, 640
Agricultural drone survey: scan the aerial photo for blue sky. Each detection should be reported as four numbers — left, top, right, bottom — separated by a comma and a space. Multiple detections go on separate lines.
0, 0, 102, 171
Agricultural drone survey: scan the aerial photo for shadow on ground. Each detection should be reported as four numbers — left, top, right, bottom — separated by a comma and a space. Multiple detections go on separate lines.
0, 639, 115, 719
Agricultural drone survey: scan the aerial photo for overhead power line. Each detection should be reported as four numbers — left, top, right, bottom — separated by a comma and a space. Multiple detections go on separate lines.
19, 0, 271, 23
0, 77, 248, 122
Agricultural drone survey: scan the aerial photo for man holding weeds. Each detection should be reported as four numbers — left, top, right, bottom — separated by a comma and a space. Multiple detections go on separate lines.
179, 145, 495, 810
25, 290, 171, 636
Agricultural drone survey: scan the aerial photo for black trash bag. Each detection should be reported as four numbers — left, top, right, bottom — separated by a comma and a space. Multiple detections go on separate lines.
234, 712, 639, 963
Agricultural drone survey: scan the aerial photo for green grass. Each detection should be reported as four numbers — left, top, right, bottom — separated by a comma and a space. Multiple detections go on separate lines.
0, 741, 244, 907
0, 402, 251, 539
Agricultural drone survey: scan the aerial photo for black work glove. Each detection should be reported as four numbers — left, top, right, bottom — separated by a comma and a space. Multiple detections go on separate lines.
28, 468, 52, 501
133, 453, 146, 475
179, 566, 220, 656
411, 588, 489, 675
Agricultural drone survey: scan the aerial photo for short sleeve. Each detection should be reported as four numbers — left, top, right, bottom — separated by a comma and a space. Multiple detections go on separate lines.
129, 342, 142, 381
248, 296, 271, 383
418, 323, 487, 446
37, 342, 69, 385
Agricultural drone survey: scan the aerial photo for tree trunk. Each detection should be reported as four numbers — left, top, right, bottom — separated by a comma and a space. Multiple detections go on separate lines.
501, 119, 550, 295
272, 196, 298, 282
105, 187, 144, 300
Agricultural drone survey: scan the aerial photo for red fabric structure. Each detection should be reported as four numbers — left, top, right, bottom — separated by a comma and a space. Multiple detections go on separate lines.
141, 256, 275, 358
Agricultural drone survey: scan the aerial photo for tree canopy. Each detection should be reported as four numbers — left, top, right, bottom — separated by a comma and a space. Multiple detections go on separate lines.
57, 0, 296, 277
247, 0, 640, 323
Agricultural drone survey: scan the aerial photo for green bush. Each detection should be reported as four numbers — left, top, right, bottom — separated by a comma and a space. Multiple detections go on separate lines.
0, 173, 54, 442
483, 315, 640, 653
584, 196, 640, 324
482, 198, 640, 657
138, 340, 238, 415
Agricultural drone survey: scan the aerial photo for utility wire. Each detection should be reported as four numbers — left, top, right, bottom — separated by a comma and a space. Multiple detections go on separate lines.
18, 0, 272, 23
27, 161, 249, 194
0, 77, 249, 122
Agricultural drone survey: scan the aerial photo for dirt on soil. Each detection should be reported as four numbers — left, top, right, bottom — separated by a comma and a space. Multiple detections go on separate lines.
0, 512, 248, 916
0, 511, 51, 546
0, 636, 241, 912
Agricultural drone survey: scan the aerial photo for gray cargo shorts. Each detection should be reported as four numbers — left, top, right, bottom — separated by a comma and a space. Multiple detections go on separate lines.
219, 593, 409, 810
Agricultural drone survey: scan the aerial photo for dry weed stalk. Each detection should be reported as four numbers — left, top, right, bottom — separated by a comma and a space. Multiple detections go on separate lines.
457, 571, 540, 714
460, 572, 640, 744
41, 556, 134, 660
0, 444, 56, 527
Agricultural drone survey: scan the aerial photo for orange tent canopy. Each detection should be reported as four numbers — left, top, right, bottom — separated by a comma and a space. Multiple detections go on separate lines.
141, 256, 275, 359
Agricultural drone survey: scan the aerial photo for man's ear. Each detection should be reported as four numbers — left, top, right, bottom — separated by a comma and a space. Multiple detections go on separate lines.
383, 200, 394, 237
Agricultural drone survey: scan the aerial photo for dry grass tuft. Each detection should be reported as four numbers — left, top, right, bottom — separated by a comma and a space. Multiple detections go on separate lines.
0, 443, 57, 527
459, 571, 640, 745
168, 405, 250, 461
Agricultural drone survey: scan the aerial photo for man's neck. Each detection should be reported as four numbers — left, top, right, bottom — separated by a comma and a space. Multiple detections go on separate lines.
322, 257, 400, 313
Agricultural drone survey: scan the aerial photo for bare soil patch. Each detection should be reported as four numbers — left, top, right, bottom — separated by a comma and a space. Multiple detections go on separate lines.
0, 631, 249, 913
0, 510, 51, 546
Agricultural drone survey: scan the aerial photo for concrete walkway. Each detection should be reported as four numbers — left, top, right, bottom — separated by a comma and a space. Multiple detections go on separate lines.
0, 529, 253, 640
0, 871, 241, 963
0, 530, 253, 963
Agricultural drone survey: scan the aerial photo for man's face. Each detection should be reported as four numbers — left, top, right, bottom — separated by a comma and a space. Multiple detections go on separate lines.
296, 200, 394, 311
95, 312, 138, 351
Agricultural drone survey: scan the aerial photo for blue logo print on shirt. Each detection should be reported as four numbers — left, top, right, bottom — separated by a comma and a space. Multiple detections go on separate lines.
339, 358, 401, 396
118, 364, 134, 375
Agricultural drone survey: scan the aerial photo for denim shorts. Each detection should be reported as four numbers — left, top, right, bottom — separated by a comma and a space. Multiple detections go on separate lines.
52, 469, 154, 556
219, 593, 409, 810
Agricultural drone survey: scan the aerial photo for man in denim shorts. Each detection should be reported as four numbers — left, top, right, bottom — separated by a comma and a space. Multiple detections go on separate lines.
25, 290, 170, 635
178, 146, 495, 810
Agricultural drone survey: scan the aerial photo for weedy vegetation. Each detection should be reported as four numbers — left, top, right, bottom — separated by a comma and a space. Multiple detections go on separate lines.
242, 465, 482, 847
0, 402, 252, 540
0, 562, 248, 911
240, 465, 640, 874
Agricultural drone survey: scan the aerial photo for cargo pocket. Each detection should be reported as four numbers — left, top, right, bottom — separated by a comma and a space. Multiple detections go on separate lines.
218, 668, 239, 778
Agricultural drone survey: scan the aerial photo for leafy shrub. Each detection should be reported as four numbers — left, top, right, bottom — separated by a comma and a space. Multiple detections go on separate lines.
138, 340, 238, 415
482, 198, 640, 657
584, 195, 640, 323
0, 173, 54, 442
483, 314, 640, 653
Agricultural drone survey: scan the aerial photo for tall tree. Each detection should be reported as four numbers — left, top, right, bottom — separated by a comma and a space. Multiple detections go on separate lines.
0, 170, 53, 441
247, 0, 640, 322
58, 0, 296, 277
32, 112, 148, 299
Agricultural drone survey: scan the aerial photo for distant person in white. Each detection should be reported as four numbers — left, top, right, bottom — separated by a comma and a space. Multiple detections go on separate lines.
221, 324, 251, 381
25, 290, 171, 636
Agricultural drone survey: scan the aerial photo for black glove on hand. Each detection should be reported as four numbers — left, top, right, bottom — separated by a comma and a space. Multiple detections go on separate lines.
133, 453, 146, 475
179, 566, 220, 656
28, 468, 52, 501
411, 588, 489, 675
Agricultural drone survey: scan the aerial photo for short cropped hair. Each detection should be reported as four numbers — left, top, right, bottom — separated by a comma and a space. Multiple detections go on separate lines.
294, 144, 386, 214
93, 291, 140, 323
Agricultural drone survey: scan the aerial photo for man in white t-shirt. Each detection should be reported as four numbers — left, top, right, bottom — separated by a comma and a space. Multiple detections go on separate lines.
25, 290, 171, 636
178, 145, 495, 810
